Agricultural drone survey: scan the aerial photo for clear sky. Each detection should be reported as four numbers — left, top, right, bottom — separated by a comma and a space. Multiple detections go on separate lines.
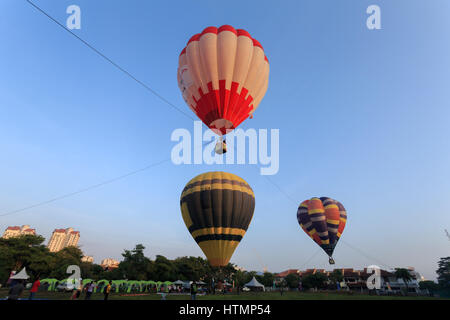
1, 0, 449, 280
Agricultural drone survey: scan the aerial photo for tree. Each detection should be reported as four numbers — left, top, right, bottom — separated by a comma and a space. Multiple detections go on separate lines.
436, 257, 450, 289
0, 239, 291, 289
119, 244, 152, 280
302, 272, 327, 290
328, 270, 344, 289
49, 246, 84, 279
0, 235, 47, 269
92, 264, 107, 278
174, 256, 206, 281
0, 246, 12, 284
394, 268, 413, 294
241, 271, 257, 286
233, 270, 247, 290
153, 255, 177, 281
204, 263, 237, 289
284, 273, 300, 289
0, 235, 54, 282
259, 272, 275, 288
419, 280, 439, 295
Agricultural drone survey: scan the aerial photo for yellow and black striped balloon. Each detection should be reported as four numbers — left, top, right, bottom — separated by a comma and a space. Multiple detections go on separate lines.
180, 171, 255, 267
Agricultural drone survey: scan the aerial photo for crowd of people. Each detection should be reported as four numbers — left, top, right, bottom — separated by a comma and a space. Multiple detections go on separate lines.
4, 278, 207, 300
69, 281, 112, 300
6, 277, 41, 300
5, 278, 114, 301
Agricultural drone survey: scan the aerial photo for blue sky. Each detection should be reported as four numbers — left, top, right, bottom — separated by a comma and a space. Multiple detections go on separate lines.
1, 0, 449, 280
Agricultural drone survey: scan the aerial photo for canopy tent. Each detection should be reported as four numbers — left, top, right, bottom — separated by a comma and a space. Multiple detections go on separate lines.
111, 280, 128, 293
145, 281, 159, 293
82, 279, 94, 286
173, 280, 185, 285
59, 278, 81, 289
97, 279, 109, 286
17, 276, 180, 293
126, 280, 143, 293
40, 278, 59, 291
139, 280, 157, 292
244, 277, 265, 291
97, 279, 109, 284
10, 267, 29, 280
96, 279, 110, 293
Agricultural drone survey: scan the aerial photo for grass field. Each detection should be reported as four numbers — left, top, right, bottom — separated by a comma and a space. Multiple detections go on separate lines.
0, 289, 444, 300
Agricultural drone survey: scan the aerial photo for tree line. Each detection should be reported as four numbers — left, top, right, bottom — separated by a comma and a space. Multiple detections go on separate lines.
1, 235, 449, 293
0, 235, 270, 288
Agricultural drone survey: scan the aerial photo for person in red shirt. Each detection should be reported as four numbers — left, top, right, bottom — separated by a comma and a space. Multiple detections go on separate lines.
28, 276, 41, 300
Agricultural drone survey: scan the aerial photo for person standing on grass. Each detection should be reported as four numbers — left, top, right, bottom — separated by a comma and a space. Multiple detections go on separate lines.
8, 280, 25, 300
85, 282, 95, 300
28, 277, 41, 300
6, 271, 16, 288
71, 281, 82, 300
190, 282, 197, 300
161, 284, 169, 300
103, 281, 112, 301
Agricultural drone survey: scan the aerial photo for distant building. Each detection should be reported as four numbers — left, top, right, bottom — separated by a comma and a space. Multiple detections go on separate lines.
81, 256, 94, 263
234, 265, 246, 272
407, 266, 425, 282
101, 258, 119, 270
47, 228, 80, 252
2, 225, 36, 239
335, 267, 424, 293
275, 269, 299, 278
275, 267, 424, 294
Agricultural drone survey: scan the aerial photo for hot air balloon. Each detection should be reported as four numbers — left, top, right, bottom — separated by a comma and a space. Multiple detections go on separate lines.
297, 197, 347, 264
180, 171, 255, 266
177, 25, 270, 153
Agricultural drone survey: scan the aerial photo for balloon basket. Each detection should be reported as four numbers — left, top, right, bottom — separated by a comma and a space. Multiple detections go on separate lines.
329, 257, 335, 265
215, 139, 227, 154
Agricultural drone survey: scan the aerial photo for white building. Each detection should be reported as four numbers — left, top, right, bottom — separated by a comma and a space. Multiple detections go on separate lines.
101, 258, 119, 269
2, 225, 36, 239
47, 228, 80, 252
81, 256, 94, 263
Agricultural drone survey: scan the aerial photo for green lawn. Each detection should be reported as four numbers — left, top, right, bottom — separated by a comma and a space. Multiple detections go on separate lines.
0, 289, 444, 300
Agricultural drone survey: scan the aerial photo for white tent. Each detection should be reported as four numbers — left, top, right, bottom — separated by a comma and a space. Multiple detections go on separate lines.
10, 267, 29, 280
244, 277, 265, 291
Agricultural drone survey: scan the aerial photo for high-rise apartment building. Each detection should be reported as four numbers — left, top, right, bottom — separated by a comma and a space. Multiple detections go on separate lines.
47, 228, 80, 252
100, 258, 119, 270
2, 225, 36, 239
81, 256, 94, 263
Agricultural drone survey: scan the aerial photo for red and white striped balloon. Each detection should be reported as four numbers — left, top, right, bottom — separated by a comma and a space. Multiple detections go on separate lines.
177, 25, 269, 136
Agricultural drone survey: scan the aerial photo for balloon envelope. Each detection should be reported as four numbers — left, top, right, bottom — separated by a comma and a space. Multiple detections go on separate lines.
177, 25, 269, 136
297, 197, 347, 258
180, 171, 255, 266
